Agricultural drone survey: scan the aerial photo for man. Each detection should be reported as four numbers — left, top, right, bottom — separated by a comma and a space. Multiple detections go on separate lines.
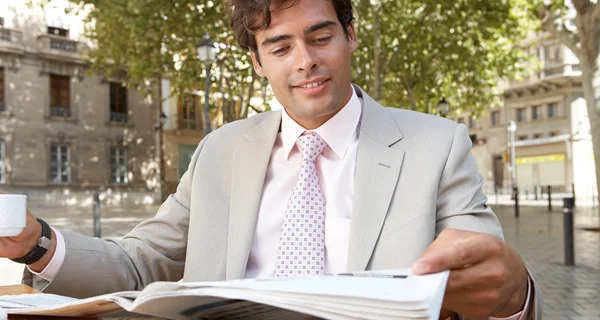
0, 0, 540, 319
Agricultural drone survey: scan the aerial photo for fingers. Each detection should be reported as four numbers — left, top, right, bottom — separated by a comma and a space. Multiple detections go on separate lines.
414, 229, 503, 274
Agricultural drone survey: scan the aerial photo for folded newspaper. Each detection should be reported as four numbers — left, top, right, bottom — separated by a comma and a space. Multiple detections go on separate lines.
0, 269, 449, 320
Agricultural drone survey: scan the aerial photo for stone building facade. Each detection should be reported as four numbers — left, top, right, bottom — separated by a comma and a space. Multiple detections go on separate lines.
0, 2, 160, 206
463, 36, 596, 203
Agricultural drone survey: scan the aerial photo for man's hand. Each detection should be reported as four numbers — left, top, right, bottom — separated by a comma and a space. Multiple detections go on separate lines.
0, 195, 56, 272
413, 229, 528, 318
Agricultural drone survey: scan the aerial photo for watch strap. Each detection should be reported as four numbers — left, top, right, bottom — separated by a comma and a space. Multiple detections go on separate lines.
10, 218, 52, 265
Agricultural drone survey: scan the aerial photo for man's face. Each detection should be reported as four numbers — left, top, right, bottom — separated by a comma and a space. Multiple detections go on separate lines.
250, 0, 358, 129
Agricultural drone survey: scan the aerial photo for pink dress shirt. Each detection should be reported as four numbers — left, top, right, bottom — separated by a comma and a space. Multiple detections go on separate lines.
33, 86, 528, 319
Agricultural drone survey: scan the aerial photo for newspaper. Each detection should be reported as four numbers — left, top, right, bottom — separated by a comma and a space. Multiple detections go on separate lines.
0, 269, 449, 320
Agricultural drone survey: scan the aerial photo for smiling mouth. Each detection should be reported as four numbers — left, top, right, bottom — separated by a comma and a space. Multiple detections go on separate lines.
294, 78, 330, 89
298, 80, 326, 88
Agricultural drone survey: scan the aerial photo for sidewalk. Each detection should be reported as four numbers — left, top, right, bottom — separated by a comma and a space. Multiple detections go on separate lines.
491, 204, 600, 320
1, 204, 599, 319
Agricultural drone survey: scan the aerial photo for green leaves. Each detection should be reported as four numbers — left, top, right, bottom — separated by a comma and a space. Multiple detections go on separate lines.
352, 0, 537, 116
74, 0, 538, 120
73, 0, 263, 123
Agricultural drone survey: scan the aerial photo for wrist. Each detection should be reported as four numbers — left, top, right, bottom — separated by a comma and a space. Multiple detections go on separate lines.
27, 229, 56, 272
491, 273, 528, 317
22, 220, 43, 257
11, 218, 55, 268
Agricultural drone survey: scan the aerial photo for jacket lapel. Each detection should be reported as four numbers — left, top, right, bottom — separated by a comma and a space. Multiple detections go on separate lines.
226, 112, 281, 279
347, 87, 405, 271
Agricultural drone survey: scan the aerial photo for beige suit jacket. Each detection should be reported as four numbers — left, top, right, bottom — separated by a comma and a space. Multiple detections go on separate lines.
24, 86, 541, 319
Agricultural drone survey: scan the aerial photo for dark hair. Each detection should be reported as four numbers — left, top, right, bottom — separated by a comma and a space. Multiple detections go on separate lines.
226, 0, 354, 56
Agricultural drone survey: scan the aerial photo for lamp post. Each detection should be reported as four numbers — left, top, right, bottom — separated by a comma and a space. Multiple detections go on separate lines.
438, 98, 449, 118
197, 33, 217, 134
155, 111, 168, 201
507, 120, 519, 217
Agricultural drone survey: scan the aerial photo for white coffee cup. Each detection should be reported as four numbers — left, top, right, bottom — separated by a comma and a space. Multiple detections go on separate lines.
0, 194, 27, 237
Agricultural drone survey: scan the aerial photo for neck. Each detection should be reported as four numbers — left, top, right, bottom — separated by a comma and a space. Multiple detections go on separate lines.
286, 86, 354, 130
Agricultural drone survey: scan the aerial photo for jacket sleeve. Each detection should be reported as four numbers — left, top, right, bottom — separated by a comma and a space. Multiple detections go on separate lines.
22, 135, 210, 298
436, 124, 542, 320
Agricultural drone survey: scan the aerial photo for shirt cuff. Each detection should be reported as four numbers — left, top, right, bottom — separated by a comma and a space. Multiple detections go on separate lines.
489, 275, 532, 320
26, 227, 65, 282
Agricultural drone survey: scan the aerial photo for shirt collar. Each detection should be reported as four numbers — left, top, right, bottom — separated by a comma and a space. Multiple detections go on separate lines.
281, 86, 362, 160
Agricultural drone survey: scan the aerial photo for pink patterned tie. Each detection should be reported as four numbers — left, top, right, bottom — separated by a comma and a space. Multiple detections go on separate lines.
275, 132, 328, 277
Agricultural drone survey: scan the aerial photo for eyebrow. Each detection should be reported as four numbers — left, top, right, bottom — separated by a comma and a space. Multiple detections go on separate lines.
260, 20, 338, 47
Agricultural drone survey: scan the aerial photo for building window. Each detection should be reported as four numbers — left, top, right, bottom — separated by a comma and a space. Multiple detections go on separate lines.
531, 105, 540, 120
533, 133, 542, 139
547, 103, 558, 118
179, 94, 198, 130
47, 26, 68, 37
110, 147, 128, 184
0, 67, 4, 112
549, 131, 560, 137
491, 111, 500, 127
516, 108, 527, 122
50, 74, 70, 117
50, 143, 71, 184
109, 82, 128, 123
518, 135, 528, 141
0, 139, 5, 184
468, 116, 476, 129
543, 43, 562, 68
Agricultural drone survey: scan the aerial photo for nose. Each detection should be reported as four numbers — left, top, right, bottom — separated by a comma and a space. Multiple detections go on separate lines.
294, 43, 318, 73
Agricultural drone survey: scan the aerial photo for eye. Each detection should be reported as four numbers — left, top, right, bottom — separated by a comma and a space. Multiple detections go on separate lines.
271, 46, 290, 55
314, 36, 332, 43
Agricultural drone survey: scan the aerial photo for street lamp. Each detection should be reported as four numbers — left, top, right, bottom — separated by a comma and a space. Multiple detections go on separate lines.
155, 111, 168, 201
197, 33, 217, 134
507, 120, 519, 217
438, 98, 449, 118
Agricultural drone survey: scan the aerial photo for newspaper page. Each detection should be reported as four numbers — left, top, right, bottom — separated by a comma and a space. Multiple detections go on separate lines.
3, 269, 449, 320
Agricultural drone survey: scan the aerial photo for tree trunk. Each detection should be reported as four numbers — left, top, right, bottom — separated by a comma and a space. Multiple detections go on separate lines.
372, 5, 383, 100
580, 60, 600, 215
240, 71, 258, 119
575, 7, 600, 216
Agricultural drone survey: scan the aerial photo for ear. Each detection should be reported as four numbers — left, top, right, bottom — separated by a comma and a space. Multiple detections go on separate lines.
250, 51, 266, 78
347, 22, 358, 53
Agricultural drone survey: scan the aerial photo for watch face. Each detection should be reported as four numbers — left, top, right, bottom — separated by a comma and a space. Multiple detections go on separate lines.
38, 236, 52, 250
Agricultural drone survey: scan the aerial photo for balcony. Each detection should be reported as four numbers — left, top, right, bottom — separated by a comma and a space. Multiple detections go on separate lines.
110, 112, 128, 123
0, 27, 24, 55
541, 63, 581, 78
37, 34, 83, 62
178, 118, 200, 130
50, 106, 72, 118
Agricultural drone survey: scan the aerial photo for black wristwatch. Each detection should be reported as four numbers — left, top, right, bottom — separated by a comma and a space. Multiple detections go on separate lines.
10, 218, 52, 265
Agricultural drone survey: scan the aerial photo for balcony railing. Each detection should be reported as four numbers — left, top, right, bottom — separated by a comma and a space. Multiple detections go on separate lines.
541, 63, 581, 78
0, 27, 24, 54
37, 34, 81, 59
50, 106, 71, 118
110, 112, 128, 123
0, 27, 22, 43
50, 38, 77, 52
179, 118, 198, 130
0, 29, 10, 41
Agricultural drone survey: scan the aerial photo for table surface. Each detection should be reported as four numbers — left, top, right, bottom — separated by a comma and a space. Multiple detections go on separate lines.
0, 285, 161, 320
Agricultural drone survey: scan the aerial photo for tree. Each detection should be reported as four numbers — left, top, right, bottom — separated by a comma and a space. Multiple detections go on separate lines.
351, 0, 537, 116
70, 0, 269, 126
530, 0, 600, 211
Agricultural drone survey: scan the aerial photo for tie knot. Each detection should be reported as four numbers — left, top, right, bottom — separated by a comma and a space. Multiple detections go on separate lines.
297, 132, 327, 162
